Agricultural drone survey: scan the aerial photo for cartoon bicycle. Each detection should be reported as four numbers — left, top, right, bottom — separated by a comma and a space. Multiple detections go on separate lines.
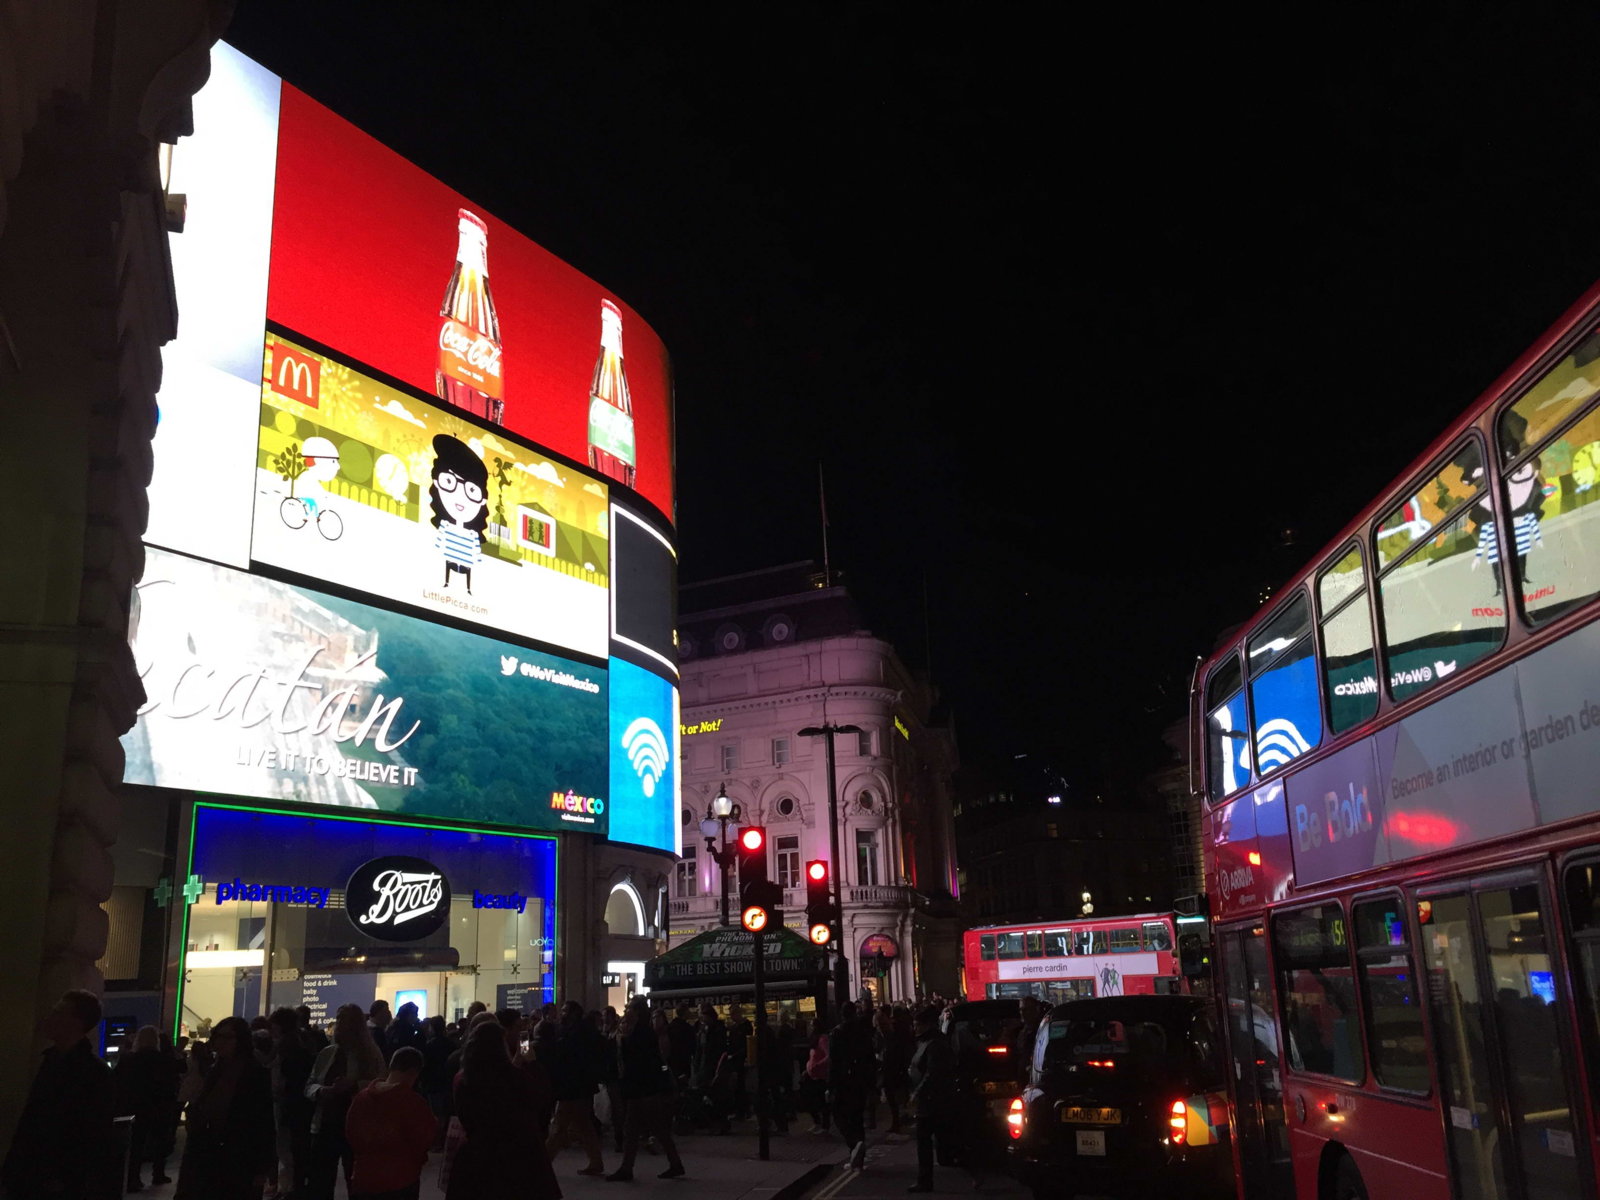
272, 437, 344, 541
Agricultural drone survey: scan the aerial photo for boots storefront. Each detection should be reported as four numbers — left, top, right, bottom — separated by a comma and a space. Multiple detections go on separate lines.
178, 804, 556, 1034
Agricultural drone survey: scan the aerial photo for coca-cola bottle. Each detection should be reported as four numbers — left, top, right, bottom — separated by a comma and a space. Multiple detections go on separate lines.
586, 299, 636, 488
436, 209, 504, 423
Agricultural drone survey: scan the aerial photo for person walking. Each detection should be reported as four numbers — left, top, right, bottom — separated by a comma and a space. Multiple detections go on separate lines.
387, 1001, 427, 1057
690, 1003, 729, 1134
725, 1004, 753, 1119
801, 1022, 830, 1133
905, 1005, 960, 1193
304, 1003, 387, 1200
447, 1020, 561, 1200
345, 1046, 437, 1200
598, 1007, 625, 1152
545, 1001, 606, 1176
115, 1025, 182, 1192
174, 1015, 275, 1200
420, 1016, 455, 1151
828, 1002, 876, 1170
665, 1005, 695, 1087
606, 999, 685, 1181
267, 1007, 316, 1200
876, 1006, 913, 1135
1, 989, 115, 1200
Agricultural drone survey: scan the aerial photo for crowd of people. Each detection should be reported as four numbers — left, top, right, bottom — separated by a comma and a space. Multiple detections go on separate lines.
0, 986, 982, 1200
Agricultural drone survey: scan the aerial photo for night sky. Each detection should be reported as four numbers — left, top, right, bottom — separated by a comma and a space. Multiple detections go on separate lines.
227, 5, 1600, 787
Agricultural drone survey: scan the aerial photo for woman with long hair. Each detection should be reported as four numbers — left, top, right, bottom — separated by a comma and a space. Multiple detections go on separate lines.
447, 1019, 561, 1199
174, 1016, 274, 1199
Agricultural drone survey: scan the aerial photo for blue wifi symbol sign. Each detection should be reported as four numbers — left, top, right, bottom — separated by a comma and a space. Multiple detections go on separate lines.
622, 718, 670, 798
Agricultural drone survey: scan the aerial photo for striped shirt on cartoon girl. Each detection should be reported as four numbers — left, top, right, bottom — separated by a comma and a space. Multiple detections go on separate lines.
428, 434, 489, 593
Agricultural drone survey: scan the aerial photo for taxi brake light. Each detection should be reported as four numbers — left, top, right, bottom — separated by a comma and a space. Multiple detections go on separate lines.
985, 1046, 1009, 1056
1169, 1098, 1188, 1145
1007, 1097, 1024, 1139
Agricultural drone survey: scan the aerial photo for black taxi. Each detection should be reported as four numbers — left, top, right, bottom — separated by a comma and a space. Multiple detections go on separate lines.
1008, 994, 1233, 1199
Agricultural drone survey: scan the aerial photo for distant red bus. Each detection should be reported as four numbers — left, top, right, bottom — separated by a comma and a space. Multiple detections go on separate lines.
962, 913, 1182, 1005
1195, 275, 1600, 1199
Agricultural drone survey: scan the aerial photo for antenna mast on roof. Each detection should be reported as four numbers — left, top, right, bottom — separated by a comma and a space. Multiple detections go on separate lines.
819, 460, 831, 587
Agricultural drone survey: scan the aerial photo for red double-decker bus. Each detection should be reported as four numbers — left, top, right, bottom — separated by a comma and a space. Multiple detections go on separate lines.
962, 913, 1182, 1005
1194, 278, 1600, 1199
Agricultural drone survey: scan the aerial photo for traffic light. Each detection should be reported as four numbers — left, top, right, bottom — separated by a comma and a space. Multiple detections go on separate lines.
805, 859, 836, 946
737, 825, 782, 933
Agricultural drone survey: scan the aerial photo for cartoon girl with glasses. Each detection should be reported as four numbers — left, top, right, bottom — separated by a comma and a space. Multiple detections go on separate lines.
428, 434, 489, 593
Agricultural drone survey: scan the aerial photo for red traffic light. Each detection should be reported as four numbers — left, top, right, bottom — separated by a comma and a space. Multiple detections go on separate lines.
739, 826, 766, 853
806, 860, 828, 883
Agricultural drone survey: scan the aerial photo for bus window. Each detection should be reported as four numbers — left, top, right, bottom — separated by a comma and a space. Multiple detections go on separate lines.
1043, 929, 1070, 958
1319, 544, 1378, 734
1204, 650, 1250, 802
1247, 591, 1320, 774
1107, 928, 1141, 953
1353, 898, 1428, 1093
998, 932, 1025, 960
1025, 931, 1044, 958
1075, 929, 1108, 956
1272, 903, 1363, 1082
1376, 438, 1505, 702
1498, 322, 1600, 453
979, 935, 996, 962
1562, 859, 1600, 1106
1142, 921, 1172, 952
1500, 394, 1600, 625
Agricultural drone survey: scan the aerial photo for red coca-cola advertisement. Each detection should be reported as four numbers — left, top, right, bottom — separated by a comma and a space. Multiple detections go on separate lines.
266, 84, 673, 521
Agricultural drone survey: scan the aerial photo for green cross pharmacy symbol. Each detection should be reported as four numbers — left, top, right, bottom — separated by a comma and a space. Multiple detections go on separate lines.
182, 874, 206, 906
152, 878, 173, 908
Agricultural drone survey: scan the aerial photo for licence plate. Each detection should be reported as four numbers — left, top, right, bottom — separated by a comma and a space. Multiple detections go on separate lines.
1076, 1130, 1107, 1156
980, 1080, 1007, 1095
1062, 1106, 1121, 1125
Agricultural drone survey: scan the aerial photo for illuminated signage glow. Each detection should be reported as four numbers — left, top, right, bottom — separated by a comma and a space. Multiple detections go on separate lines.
682, 719, 724, 737
894, 717, 910, 740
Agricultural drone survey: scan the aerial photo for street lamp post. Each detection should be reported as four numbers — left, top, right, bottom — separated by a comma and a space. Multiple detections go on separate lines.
698, 783, 741, 927
798, 722, 860, 1010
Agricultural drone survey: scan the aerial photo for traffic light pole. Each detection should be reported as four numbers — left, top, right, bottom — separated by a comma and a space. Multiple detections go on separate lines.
752, 928, 769, 1161
819, 729, 850, 1009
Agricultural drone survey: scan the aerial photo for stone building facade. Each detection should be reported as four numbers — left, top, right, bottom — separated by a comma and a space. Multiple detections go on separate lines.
670, 565, 961, 1003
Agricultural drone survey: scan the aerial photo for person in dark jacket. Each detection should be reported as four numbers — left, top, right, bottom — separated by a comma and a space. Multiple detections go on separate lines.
116, 1024, 183, 1191
448, 1020, 562, 1200
386, 1002, 427, 1059
1, 989, 115, 1200
906, 1005, 959, 1193
691, 1003, 730, 1134
545, 1001, 606, 1175
267, 1007, 315, 1200
606, 1000, 685, 1181
420, 1016, 455, 1150
665, 1005, 696, 1085
175, 1015, 276, 1200
829, 1001, 876, 1170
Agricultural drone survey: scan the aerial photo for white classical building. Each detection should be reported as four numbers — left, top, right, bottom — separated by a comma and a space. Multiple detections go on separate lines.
669, 564, 961, 1003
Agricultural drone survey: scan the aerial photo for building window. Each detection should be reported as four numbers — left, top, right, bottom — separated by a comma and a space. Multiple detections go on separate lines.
775, 795, 798, 819
675, 845, 698, 899
855, 829, 880, 886
775, 835, 801, 889
857, 728, 873, 757
858, 790, 875, 813
772, 737, 791, 766
721, 743, 737, 773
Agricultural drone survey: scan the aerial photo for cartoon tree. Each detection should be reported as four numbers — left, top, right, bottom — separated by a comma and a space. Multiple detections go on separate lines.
272, 442, 309, 497
491, 457, 513, 528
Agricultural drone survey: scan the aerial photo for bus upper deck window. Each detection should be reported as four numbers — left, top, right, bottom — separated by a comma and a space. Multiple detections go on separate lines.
1204, 651, 1249, 802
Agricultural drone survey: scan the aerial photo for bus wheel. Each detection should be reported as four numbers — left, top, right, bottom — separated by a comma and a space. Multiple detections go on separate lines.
1331, 1155, 1369, 1200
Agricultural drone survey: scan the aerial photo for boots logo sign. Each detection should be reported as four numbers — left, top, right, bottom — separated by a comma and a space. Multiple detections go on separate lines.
345, 855, 450, 941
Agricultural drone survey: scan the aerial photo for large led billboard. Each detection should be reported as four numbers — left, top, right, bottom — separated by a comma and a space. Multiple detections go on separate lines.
131, 44, 680, 851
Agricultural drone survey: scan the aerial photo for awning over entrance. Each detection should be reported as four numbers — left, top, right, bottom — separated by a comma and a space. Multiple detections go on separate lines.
645, 926, 828, 993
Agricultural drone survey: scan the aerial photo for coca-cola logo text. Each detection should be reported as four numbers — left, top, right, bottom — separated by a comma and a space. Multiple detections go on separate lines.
439, 321, 502, 379
345, 855, 451, 941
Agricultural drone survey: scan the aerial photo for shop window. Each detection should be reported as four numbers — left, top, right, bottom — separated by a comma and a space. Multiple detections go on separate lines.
1247, 591, 1321, 775
775, 835, 801, 889
1204, 651, 1250, 802
855, 829, 880, 886
1273, 903, 1363, 1082
1353, 897, 1428, 1093
1376, 438, 1505, 702
1319, 544, 1379, 734
676, 845, 699, 899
